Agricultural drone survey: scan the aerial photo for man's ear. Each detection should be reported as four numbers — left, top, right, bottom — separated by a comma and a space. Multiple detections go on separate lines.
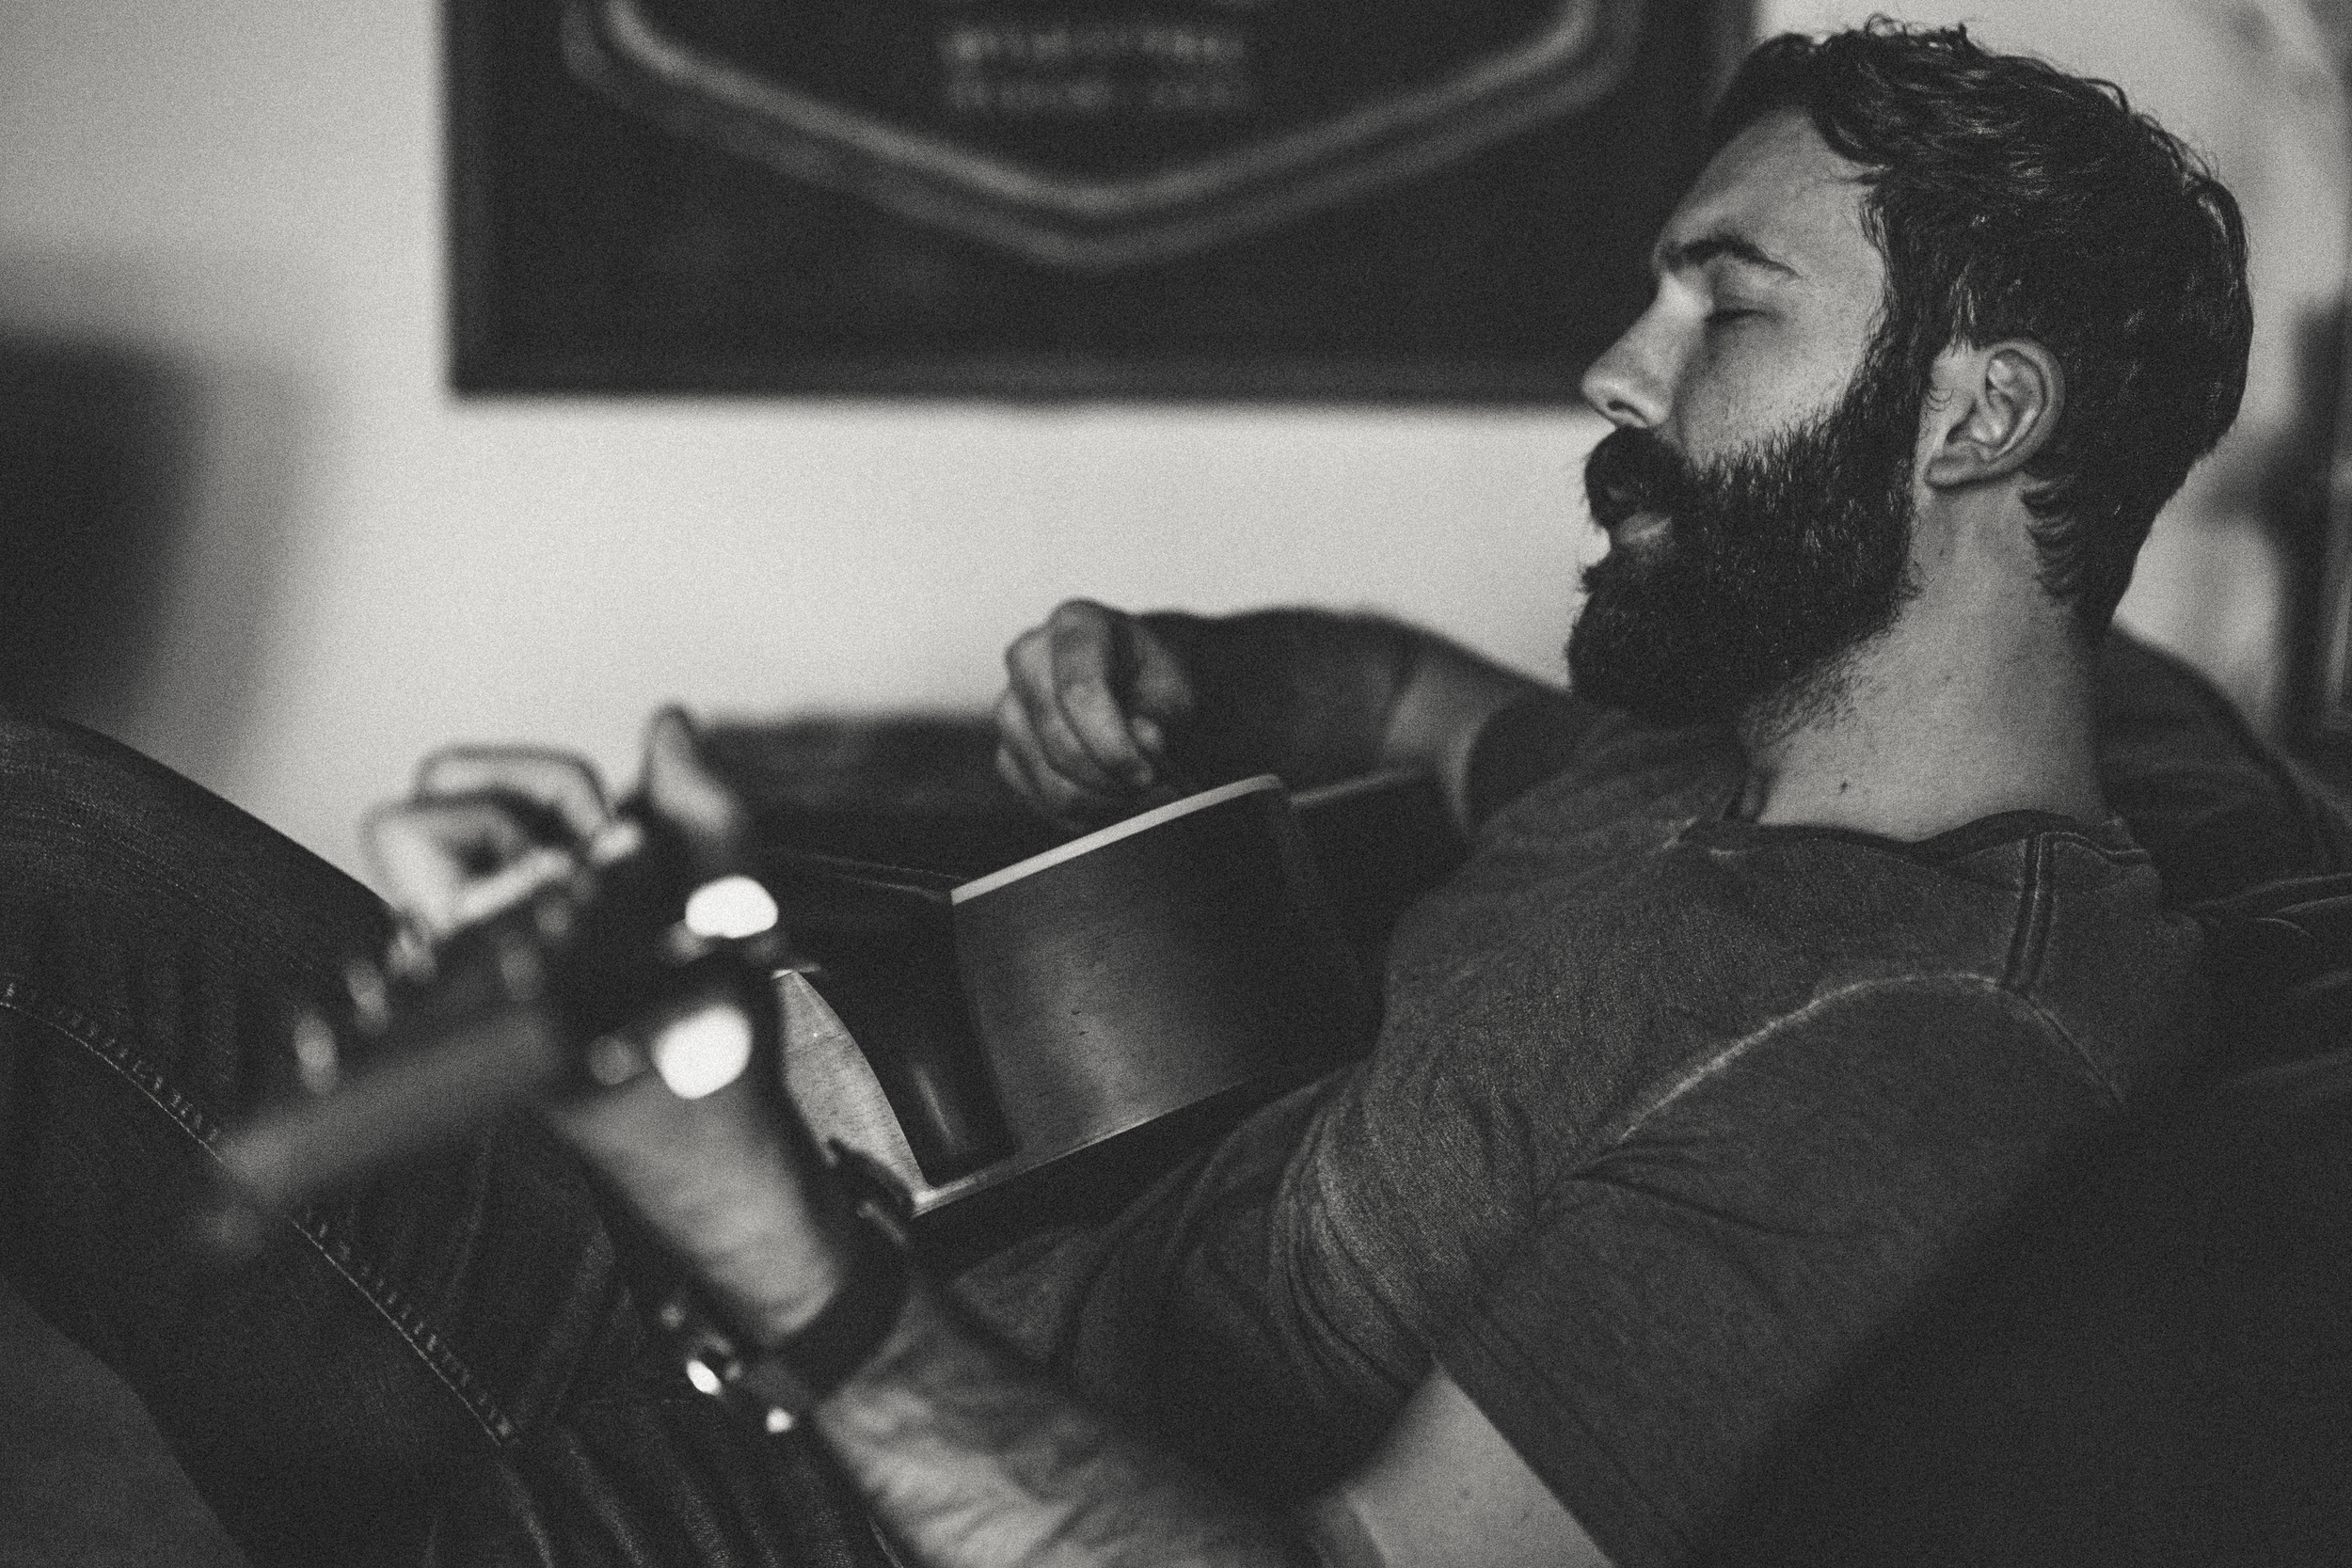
1921, 340, 2065, 490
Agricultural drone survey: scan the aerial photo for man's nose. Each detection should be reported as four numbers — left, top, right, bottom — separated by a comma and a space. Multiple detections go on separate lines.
1580, 316, 1670, 431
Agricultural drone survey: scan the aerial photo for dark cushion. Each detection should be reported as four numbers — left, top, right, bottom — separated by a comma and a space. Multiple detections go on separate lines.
2095, 633, 2352, 905
1712, 870, 2352, 1565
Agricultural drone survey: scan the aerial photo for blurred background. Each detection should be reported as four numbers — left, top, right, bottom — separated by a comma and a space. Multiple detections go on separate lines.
1, 0, 2347, 883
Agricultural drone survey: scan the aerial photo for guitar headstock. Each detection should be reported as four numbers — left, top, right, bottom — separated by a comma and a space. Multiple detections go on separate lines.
208, 839, 792, 1244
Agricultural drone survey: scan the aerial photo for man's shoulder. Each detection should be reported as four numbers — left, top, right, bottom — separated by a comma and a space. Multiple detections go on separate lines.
1397, 803, 2201, 1117
1666, 813, 2200, 1083
1459, 787, 2174, 979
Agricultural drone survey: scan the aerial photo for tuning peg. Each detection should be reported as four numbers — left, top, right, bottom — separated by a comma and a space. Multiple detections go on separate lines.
382, 920, 437, 987
683, 876, 779, 941
581, 1033, 650, 1089
488, 927, 548, 1003
342, 957, 392, 1037
290, 1011, 342, 1096
528, 886, 580, 947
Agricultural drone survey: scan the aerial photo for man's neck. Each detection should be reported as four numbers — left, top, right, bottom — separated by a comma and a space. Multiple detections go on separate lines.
1733, 589, 2106, 842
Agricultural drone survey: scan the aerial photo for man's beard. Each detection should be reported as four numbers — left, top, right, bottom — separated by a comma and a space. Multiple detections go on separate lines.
1566, 350, 1924, 736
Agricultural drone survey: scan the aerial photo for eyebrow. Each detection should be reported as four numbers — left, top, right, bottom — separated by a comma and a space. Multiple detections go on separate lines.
1654, 231, 1800, 279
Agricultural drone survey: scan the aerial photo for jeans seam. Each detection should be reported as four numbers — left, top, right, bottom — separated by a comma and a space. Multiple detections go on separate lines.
0, 975, 521, 1446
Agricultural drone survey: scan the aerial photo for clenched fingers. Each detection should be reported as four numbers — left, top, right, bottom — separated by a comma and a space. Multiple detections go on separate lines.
1003, 623, 1131, 795
996, 599, 1201, 816
1044, 604, 1158, 787
993, 690, 1130, 829
413, 746, 611, 842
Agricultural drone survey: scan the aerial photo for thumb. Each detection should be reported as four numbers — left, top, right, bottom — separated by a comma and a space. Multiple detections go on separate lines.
641, 706, 747, 874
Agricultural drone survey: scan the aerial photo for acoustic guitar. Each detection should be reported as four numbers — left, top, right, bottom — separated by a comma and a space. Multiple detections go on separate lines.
210, 769, 1460, 1254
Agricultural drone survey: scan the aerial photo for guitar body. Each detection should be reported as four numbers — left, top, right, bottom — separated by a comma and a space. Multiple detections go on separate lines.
774, 773, 1446, 1241
207, 767, 1458, 1258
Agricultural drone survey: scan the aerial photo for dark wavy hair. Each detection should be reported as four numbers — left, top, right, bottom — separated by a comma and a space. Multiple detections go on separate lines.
1713, 20, 2253, 635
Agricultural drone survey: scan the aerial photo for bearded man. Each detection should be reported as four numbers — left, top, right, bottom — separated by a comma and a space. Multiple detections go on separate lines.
0, 20, 2312, 1568
371, 18, 2264, 1565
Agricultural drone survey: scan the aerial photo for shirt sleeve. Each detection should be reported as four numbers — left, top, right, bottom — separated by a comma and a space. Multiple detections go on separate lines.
1137, 610, 1418, 790
1437, 976, 2118, 1568
1463, 691, 1608, 827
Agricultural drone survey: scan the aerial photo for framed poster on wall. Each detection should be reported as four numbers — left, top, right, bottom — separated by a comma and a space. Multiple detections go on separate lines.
448, 0, 1752, 399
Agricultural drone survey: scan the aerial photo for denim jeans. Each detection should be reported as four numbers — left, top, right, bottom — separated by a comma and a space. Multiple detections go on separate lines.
0, 712, 885, 1568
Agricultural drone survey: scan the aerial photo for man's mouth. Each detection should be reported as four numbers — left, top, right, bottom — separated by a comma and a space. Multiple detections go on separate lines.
1609, 509, 1671, 549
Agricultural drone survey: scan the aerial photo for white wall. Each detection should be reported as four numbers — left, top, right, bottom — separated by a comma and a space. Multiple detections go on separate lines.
0, 2, 2341, 881
0, 2, 1600, 881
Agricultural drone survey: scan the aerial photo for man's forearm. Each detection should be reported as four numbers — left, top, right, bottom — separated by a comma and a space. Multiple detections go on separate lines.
1140, 610, 1549, 816
815, 1285, 1343, 1568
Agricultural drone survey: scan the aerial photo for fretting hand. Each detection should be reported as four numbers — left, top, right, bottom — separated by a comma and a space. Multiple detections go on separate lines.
363, 709, 857, 1343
